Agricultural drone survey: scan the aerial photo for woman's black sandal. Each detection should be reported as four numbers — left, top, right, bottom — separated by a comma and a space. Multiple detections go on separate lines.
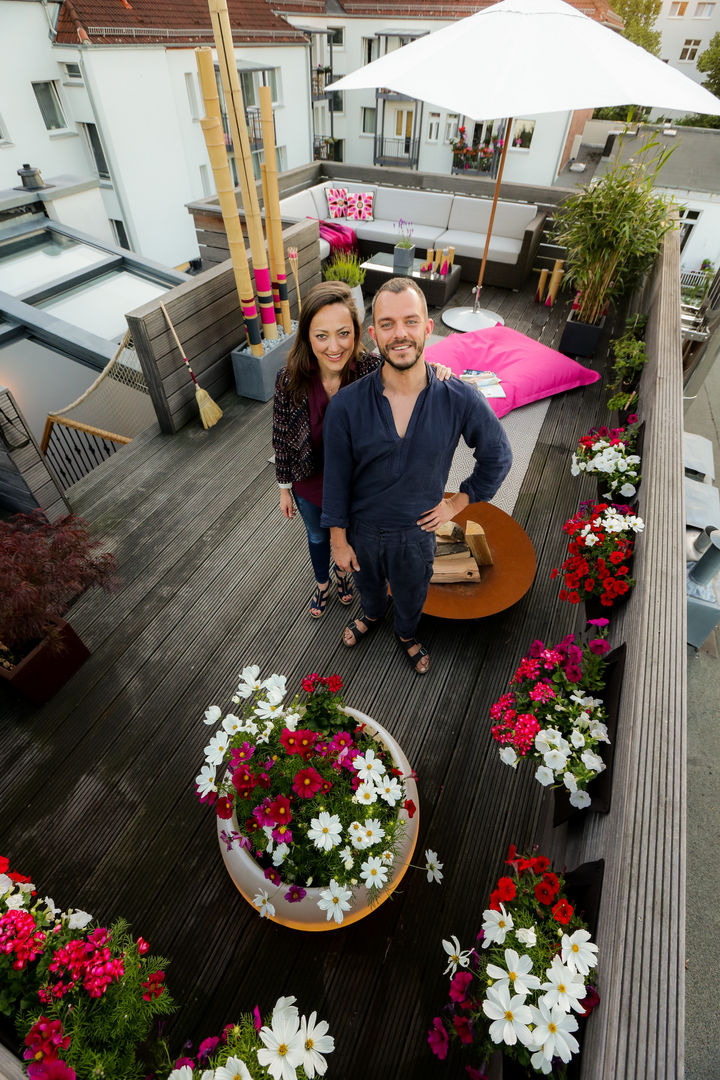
395, 633, 430, 675
310, 582, 330, 619
342, 614, 380, 646
334, 565, 355, 605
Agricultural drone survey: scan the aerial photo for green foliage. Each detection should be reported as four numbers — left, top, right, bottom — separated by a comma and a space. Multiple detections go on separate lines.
610, 334, 649, 381
681, 261, 715, 306
322, 251, 365, 287
625, 312, 649, 339
593, 105, 650, 123
697, 31, 720, 97
613, 0, 662, 55
553, 138, 675, 325
676, 112, 720, 128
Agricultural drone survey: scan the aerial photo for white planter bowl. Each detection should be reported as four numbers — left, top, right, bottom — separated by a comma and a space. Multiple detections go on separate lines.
218, 708, 420, 931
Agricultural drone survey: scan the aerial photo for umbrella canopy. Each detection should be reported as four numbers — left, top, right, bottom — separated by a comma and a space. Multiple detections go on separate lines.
328, 0, 720, 119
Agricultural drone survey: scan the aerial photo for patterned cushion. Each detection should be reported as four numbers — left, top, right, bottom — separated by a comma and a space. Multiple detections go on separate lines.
325, 187, 348, 219
346, 191, 375, 221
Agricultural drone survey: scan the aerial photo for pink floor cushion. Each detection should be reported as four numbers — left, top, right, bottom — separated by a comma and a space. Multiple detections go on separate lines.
425, 325, 600, 418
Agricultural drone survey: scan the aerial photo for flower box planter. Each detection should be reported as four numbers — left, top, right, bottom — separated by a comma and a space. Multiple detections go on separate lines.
0, 617, 90, 705
218, 708, 419, 930
553, 644, 626, 825
594, 422, 645, 504
559, 311, 606, 359
393, 244, 416, 276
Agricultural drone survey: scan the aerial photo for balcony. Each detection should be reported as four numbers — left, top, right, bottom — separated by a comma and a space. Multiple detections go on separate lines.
373, 134, 420, 168
311, 65, 333, 100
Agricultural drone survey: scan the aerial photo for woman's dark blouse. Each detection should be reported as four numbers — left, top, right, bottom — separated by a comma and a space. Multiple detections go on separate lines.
272, 351, 380, 498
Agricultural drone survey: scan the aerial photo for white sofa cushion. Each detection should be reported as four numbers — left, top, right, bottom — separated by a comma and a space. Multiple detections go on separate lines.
352, 219, 447, 248
447, 196, 537, 239
278, 189, 322, 222
435, 229, 523, 265
489, 202, 538, 239
372, 187, 454, 230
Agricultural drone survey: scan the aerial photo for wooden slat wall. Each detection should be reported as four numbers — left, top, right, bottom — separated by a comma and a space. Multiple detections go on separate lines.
551, 229, 686, 1079
0, 387, 69, 521
126, 220, 321, 435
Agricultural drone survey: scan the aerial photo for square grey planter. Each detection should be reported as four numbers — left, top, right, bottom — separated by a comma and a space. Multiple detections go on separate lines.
392, 244, 415, 276
231, 330, 296, 402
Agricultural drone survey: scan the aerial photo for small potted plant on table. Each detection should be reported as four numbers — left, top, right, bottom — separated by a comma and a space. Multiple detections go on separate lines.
393, 218, 416, 276
322, 251, 367, 315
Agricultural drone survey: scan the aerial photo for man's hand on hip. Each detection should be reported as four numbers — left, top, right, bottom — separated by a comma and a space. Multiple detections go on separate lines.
417, 492, 470, 532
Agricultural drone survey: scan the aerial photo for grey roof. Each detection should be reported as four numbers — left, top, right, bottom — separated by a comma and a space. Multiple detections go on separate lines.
597, 124, 720, 195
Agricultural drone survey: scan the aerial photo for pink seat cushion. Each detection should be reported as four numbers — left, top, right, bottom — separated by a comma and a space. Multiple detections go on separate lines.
425, 325, 600, 418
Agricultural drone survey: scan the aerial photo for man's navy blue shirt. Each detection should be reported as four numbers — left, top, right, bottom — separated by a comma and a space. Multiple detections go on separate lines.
320, 362, 512, 530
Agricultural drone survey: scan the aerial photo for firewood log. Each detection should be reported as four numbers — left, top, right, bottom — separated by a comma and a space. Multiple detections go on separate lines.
465, 520, 494, 566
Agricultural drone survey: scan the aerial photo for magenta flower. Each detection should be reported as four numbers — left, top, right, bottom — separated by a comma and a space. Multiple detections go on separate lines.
449, 970, 473, 1004
230, 741, 255, 765
284, 885, 307, 903
588, 638, 611, 656
427, 1017, 449, 1060
198, 1036, 220, 1060
253, 1005, 262, 1031
465, 1066, 489, 1080
587, 617, 610, 628
27, 1063, 77, 1080
264, 867, 281, 885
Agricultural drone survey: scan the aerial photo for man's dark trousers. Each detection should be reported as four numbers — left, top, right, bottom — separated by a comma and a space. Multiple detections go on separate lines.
348, 521, 436, 638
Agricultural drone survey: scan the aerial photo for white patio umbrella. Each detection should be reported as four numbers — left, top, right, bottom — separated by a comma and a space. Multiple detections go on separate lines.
328, 0, 720, 330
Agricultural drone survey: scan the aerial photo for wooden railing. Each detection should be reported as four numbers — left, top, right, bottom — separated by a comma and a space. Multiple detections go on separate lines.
41, 415, 129, 491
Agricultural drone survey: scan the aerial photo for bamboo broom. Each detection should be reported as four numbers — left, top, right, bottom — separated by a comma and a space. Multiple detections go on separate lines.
160, 304, 223, 429
195, 50, 264, 357
259, 85, 292, 333
208, 0, 277, 339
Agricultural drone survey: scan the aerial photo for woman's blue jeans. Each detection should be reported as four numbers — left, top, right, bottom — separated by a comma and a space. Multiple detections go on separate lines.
294, 493, 331, 583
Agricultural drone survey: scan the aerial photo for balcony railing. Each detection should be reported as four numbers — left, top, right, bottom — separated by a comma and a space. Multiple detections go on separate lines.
220, 106, 268, 153
373, 135, 420, 169
313, 136, 342, 162
311, 66, 333, 99
451, 146, 503, 179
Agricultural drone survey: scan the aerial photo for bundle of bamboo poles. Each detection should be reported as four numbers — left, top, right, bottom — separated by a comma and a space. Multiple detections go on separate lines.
195, 0, 294, 353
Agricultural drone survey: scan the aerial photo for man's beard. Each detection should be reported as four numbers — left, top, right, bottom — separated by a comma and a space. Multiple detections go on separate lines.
378, 336, 426, 371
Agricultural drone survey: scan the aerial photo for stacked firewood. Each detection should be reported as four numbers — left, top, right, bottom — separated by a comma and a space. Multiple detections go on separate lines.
431, 520, 493, 583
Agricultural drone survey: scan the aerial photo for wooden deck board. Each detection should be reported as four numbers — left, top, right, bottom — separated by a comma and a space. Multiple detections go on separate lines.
0, 280, 635, 1078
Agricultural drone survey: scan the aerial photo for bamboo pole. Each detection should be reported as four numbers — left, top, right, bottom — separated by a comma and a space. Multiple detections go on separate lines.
259, 86, 292, 334
535, 268, 549, 303
260, 164, 280, 324
545, 259, 565, 307
208, 0, 277, 338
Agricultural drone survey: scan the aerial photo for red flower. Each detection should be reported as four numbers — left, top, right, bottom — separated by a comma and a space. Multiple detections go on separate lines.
403, 798, 417, 818
552, 898, 574, 924
23, 1017, 71, 1062
534, 880, 555, 905
496, 876, 516, 902
295, 729, 318, 759
568, 591, 581, 604
136, 937, 150, 956
427, 1017, 449, 1060
141, 970, 165, 1001
488, 889, 502, 912
266, 795, 292, 825
216, 795, 234, 819
326, 674, 343, 693
292, 767, 323, 798
530, 856, 550, 874
0, 856, 8, 873
453, 1013, 473, 1045
542, 872, 560, 897
27, 1064, 76, 1080
578, 984, 601, 1017
449, 971, 473, 1004
280, 729, 302, 755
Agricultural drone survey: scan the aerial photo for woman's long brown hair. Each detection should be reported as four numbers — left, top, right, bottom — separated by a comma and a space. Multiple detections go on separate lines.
285, 281, 364, 405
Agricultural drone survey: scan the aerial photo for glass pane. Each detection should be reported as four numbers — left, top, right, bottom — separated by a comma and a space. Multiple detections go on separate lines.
0, 336, 97, 441
38, 270, 168, 341
0, 234, 109, 296
240, 71, 256, 106
32, 82, 65, 130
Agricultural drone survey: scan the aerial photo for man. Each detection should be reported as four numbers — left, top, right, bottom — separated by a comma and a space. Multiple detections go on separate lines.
320, 278, 512, 674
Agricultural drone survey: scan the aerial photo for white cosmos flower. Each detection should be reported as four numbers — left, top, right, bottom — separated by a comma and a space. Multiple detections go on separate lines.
67, 909, 93, 929
352, 748, 385, 782
255, 700, 285, 721
376, 776, 403, 805
300, 1011, 335, 1078
203, 704, 222, 725
535, 765, 554, 786
222, 713, 243, 735
195, 763, 217, 798
167, 1068, 194, 1080
339, 846, 354, 870
215, 1059, 252, 1080
425, 850, 444, 884
569, 789, 592, 810
561, 929, 599, 975
354, 782, 378, 806
362, 818, 385, 845
442, 935, 472, 976
530, 1000, 580, 1064
253, 890, 275, 919
235, 665, 262, 697
380, 850, 394, 865
43, 896, 60, 918
205, 731, 230, 765
257, 1005, 304, 1080
348, 821, 371, 850
486, 949, 541, 996
481, 903, 514, 948
530, 1051, 553, 1075
515, 926, 537, 947
283, 711, 301, 732
499, 746, 518, 768
360, 856, 389, 890
541, 956, 587, 1014
308, 812, 343, 852
317, 879, 353, 924
262, 673, 287, 697
272, 843, 290, 867
240, 718, 258, 736
482, 984, 534, 1047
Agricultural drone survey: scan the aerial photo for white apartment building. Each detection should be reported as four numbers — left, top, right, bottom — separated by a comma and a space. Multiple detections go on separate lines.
657, 0, 720, 84
0, 0, 313, 267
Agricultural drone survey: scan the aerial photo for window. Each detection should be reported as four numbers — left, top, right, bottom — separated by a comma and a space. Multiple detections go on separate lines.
445, 114, 459, 142
263, 68, 280, 104
669, 1, 688, 14
695, 1, 715, 15
81, 122, 110, 180
32, 81, 67, 131
240, 71, 256, 107
328, 27, 344, 47
185, 72, 201, 120
328, 89, 344, 113
511, 118, 535, 149
678, 206, 701, 249
427, 112, 440, 142
680, 38, 702, 59
110, 219, 129, 250
362, 106, 376, 134
362, 37, 378, 64
63, 62, 83, 80
200, 164, 211, 197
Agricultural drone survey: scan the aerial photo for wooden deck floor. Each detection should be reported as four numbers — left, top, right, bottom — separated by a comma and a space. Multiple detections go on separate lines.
0, 280, 619, 1077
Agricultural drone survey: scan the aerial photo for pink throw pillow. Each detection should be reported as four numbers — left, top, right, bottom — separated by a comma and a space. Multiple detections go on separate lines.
346, 191, 375, 221
325, 187, 348, 219
424, 325, 600, 419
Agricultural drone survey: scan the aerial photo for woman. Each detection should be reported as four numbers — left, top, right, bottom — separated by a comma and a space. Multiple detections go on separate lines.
273, 280, 450, 618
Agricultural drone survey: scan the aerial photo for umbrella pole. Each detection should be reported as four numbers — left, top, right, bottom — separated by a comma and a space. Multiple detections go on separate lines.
442, 117, 513, 333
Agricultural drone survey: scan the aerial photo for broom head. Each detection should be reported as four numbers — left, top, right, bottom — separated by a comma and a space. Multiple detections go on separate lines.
195, 386, 223, 429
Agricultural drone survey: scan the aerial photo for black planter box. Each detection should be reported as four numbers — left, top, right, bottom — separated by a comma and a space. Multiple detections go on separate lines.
559, 312, 606, 359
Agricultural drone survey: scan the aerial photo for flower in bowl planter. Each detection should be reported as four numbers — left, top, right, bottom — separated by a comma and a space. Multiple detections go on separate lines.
163, 995, 334, 1080
490, 628, 612, 809
196, 668, 424, 926
0, 855, 174, 1079
428, 848, 599, 1076
571, 422, 642, 500
551, 502, 645, 609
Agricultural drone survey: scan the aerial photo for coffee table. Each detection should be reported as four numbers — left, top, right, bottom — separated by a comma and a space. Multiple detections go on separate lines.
423, 499, 536, 619
360, 252, 462, 307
